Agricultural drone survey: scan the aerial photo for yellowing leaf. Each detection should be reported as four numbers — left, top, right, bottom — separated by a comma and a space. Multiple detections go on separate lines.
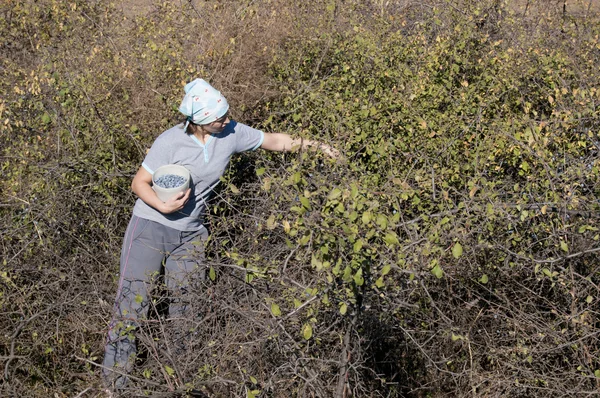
283, 220, 291, 234
165, 365, 175, 376
271, 303, 281, 317
302, 323, 313, 340
230, 184, 240, 194
340, 302, 348, 315
451, 333, 463, 341
263, 178, 272, 191
469, 186, 478, 198
560, 240, 568, 252
452, 242, 463, 259
266, 215, 276, 230
479, 274, 488, 284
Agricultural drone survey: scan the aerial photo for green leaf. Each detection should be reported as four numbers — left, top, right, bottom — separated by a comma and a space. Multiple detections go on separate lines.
560, 240, 568, 252
479, 274, 488, 284
376, 214, 388, 229
452, 242, 463, 258
353, 239, 363, 253
383, 232, 399, 246
249, 375, 258, 384
41, 112, 51, 124
595, 369, 600, 378
353, 268, 364, 286
381, 264, 391, 276
271, 303, 281, 317
165, 365, 175, 376
256, 167, 266, 176
299, 196, 311, 210
247, 389, 261, 398
342, 265, 353, 282
431, 264, 444, 279
327, 188, 342, 200
209, 267, 216, 281
586, 295, 593, 304
302, 323, 313, 340
362, 211, 372, 224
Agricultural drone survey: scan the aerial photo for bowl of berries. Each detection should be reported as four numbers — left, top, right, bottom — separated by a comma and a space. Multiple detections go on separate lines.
151, 164, 191, 202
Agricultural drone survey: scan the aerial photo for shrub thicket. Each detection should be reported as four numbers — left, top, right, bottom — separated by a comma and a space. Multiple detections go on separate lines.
1, 0, 599, 397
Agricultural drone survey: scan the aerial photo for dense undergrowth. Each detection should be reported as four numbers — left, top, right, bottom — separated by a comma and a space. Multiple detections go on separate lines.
1, 0, 599, 397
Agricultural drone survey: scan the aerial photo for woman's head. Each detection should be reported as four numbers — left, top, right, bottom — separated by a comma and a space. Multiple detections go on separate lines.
179, 79, 230, 133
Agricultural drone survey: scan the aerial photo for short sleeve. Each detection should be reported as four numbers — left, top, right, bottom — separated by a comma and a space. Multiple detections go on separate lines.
233, 122, 265, 153
141, 135, 172, 174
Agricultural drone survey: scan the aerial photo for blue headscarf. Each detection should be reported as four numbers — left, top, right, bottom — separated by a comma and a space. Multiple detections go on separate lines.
178, 79, 229, 130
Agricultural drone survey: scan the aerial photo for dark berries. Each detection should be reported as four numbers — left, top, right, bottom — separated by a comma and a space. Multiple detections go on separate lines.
154, 174, 186, 189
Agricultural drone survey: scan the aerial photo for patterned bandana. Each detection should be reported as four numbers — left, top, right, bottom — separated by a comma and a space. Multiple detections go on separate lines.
178, 79, 229, 129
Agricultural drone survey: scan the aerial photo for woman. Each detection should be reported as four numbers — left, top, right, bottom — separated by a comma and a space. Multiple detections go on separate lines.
102, 78, 338, 389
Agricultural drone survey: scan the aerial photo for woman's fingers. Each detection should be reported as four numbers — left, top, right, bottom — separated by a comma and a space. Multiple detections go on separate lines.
161, 189, 191, 213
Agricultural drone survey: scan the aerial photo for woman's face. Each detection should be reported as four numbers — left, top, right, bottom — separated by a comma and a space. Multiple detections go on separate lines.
202, 113, 230, 133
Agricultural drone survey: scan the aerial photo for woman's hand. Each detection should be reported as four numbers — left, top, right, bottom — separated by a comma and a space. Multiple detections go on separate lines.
261, 133, 342, 159
318, 143, 342, 159
159, 188, 191, 214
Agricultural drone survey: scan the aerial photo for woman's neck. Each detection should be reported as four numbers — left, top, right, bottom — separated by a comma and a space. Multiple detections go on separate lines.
190, 125, 211, 143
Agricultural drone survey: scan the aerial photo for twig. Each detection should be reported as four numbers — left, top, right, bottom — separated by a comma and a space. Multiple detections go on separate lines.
497, 245, 600, 264
74, 356, 163, 387
285, 295, 318, 318
335, 320, 354, 398
4, 307, 53, 380
73, 387, 92, 398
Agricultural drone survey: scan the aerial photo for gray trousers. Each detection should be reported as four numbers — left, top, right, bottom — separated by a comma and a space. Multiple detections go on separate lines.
102, 214, 208, 386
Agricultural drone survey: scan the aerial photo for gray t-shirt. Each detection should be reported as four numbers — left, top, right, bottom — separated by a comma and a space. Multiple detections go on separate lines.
132, 121, 264, 231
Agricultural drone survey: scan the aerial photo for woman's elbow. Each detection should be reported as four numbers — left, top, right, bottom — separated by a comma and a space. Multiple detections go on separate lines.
131, 176, 145, 195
